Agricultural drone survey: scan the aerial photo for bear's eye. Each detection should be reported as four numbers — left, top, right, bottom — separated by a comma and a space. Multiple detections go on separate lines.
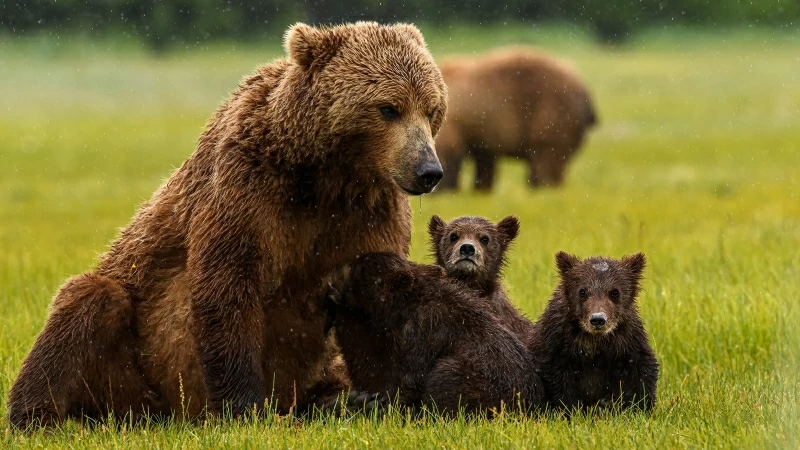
480, 235, 490, 245
578, 288, 588, 299
449, 233, 458, 242
427, 110, 436, 122
609, 288, 620, 300
379, 106, 401, 120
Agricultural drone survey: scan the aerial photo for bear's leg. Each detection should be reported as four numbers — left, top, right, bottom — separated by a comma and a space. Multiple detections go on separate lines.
526, 152, 543, 187
616, 356, 659, 411
473, 151, 497, 191
528, 147, 567, 187
421, 357, 497, 417
8, 273, 157, 429
437, 152, 463, 191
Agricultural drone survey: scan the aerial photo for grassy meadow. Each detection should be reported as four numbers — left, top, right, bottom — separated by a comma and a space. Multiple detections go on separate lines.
1, 25, 799, 448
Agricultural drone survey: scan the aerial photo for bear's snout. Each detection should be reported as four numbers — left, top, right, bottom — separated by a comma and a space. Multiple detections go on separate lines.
459, 242, 476, 257
589, 312, 607, 328
414, 158, 443, 193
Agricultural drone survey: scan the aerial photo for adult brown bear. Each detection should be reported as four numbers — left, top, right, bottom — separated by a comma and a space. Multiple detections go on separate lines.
8, 22, 447, 428
435, 48, 597, 190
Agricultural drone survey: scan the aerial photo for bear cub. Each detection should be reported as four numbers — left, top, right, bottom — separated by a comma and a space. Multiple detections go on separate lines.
428, 215, 534, 345
529, 251, 659, 411
325, 252, 543, 416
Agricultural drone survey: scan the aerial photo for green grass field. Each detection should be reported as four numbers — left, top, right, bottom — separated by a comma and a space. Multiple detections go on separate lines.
1, 25, 799, 448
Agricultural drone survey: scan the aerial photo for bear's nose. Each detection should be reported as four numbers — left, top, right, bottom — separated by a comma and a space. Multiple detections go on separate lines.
415, 160, 443, 192
459, 243, 476, 257
590, 313, 607, 328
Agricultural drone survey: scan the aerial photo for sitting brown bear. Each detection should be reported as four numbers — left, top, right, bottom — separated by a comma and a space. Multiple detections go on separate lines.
428, 215, 533, 344
435, 48, 598, 190
8, 22, 448, 429
325, 252, 544, 416
529, 252, 659, 411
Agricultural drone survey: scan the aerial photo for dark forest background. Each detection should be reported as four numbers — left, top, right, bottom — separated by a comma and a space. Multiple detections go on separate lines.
2, 0, 798, 50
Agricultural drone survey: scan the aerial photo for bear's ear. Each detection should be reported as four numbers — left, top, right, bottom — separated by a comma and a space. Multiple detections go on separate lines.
497, 216, 520, 244
555, 251, 580, 278
428, 215, 445, 242
393, 23, 426, 47
284, 23, 341, 68
622, 252, 646, 279
389, 269, 415, 292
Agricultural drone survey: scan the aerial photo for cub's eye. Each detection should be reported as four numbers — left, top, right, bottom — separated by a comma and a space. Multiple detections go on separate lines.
480, 236, 490, 245
427, 110, 436, 121
449, 233, 458, 242
380, 106, 401, 120
578, 288, 588, 299
609, 288, 620, 300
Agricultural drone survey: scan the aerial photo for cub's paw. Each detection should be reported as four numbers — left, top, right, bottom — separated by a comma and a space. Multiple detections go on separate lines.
320, 390, 389, 417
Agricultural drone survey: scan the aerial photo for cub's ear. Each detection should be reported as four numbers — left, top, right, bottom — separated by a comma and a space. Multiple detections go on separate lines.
284, 23, 340, 68
622, 252, 647, 279
393, 23, 426, 47
555, 251, 580, 278
497, 216, 520, 244
428, 215, 446, 241
389, 269, 415, 292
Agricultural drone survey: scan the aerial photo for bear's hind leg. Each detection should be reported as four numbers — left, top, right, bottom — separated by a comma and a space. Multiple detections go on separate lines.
8, 273, 157, 429
473, 151, 497, 192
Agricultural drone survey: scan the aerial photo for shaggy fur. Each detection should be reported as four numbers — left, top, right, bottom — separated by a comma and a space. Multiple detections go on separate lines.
325, 253, 544, 416
428, 215, 533, 344
529, 252, 659, 412
8, 22, 448, 429
435, 48, 597, 190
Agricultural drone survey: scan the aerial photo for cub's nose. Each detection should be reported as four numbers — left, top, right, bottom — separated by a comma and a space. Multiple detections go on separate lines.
415, 160, 443, 192
459, 243, 476, 257
590, 313, 607, 328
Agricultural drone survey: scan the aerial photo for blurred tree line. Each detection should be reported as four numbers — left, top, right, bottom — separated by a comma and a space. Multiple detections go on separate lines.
1, 0, 798, 50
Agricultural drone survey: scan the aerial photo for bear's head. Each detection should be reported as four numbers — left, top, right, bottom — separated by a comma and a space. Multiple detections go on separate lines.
428, 215, 519, 291
554, 251, 646, 336
283, 22, 447, 195
325, 252, 444, 308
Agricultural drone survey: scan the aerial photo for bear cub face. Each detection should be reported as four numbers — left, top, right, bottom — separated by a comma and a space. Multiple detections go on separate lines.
555, 251, 646, 336
428, 215, 519, 292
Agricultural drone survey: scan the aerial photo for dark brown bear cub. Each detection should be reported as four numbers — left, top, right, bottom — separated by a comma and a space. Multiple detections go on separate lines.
428, 215, 534, 344
529, 252, 659, 412
325, 252, 543, 416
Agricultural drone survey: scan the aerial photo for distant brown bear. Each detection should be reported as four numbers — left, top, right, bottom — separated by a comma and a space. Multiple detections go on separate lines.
325, 252, 544, 416
435, 49, 597, 190
529, 252, 659, 412
428, 215, 533, 344
8, 22, 448, 429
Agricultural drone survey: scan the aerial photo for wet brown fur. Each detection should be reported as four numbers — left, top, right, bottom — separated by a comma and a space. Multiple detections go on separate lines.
428, 215, 534, 344
8, 22, 448, 429
435, 48, 597, 190
325, 253, 544, 416
529, 252, 659, 412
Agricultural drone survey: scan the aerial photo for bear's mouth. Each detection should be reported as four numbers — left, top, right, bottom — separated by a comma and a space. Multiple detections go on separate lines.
453, 259, 478, 273
398, 184, 434, 196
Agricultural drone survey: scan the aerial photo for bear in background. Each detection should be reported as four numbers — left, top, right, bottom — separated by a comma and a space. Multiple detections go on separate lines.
428, 215, 534, 344
8, 22, 447, 428
529, 252, 659, 412
325, 252, 544, 416
435, 48, 597, 190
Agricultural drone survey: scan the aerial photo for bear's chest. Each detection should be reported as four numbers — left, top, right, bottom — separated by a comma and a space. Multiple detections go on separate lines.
568, 354, 633, 405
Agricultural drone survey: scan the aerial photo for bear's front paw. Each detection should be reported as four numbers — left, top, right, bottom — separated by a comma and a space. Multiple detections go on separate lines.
320, 390, 389, 417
